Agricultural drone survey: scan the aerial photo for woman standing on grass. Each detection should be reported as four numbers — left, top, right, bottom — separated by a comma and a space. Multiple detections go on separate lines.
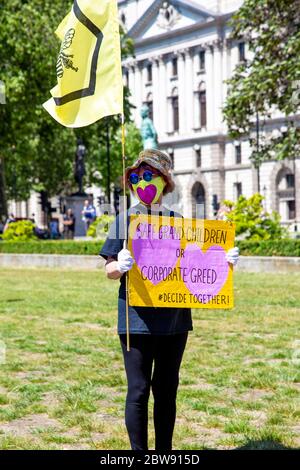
99, 149, 239, 451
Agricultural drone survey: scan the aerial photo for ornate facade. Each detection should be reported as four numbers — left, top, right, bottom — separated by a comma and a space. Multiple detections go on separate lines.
8, 0, 299, 232
120, 0, 300, 229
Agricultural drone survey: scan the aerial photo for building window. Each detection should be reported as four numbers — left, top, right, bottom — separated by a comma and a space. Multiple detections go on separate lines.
194, 82, 207, 129
235, 144, 242, 164
212, 194, 220, 217
199, 90, 207, 128
286, 174, 295, 188
144, 92, 153, 121
121, 11, 126, 26
234, 182, 242, 200
171, 87, 179, 132
276, 168, 296, 221
172, 57, 178, 77
123, 68, 129, 87
172, 97, 179, 131
238, 42, 246, 62
147, 63, 152, 83
192, 182, 206, 218
194, 145, 201, 167
199, 50, 205, 71
168, 148, 174, 169
287, 200, 296, 220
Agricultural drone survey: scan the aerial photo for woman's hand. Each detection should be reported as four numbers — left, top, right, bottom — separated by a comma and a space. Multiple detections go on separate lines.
105, 249, 134, 280
117, 248, 135, 273
225, 247, 239, 266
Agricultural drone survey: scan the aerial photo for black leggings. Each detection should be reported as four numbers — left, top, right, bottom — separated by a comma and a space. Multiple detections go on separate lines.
119, 332, 188, 451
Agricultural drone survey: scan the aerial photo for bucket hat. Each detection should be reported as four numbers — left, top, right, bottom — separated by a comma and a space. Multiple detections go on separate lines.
124, 149, 175, 194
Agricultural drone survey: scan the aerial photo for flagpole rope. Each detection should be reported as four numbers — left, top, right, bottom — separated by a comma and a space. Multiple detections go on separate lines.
121, 113, 130, 352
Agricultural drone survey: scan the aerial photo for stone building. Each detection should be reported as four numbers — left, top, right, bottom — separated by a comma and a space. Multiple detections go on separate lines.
7, 0, 299, 232
120, 0, 299, 230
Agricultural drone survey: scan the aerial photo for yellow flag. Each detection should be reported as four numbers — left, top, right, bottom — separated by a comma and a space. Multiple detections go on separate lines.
43, 0, 123, 128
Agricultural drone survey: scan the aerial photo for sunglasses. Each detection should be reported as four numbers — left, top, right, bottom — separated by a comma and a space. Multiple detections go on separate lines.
128, 170, 159, 185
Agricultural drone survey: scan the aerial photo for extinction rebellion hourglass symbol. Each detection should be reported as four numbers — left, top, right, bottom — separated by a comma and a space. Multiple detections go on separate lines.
56, 28, 79, 79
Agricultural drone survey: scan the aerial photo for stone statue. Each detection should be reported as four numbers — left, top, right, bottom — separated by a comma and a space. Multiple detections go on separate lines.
74, 138, 86, 195
140, 104, 158, 150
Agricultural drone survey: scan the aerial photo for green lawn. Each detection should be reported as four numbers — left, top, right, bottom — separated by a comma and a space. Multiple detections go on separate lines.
0, 268, 299, 450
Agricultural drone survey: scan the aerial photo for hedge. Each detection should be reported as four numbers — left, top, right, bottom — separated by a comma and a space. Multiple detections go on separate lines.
0, 240, 104, 255
237, 239, 300, 257
0, 238, 299, 257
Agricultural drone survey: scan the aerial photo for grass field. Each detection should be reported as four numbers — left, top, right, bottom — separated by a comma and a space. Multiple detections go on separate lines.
0, 267, 299, 450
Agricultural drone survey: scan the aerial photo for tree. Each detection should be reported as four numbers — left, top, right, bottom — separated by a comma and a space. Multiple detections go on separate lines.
0, 158, 7, 219
75, 108, 143, 201
223, 194, 288, 241
0, 0, 139, 216
223, 0, 300, 167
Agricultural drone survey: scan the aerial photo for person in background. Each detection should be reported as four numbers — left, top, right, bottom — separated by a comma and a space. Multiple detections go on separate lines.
0, 216, 5, 235
50, 219, 61, 240
63, 208, 76, 240
3, 213, 16, 232
81, 198, 96, 234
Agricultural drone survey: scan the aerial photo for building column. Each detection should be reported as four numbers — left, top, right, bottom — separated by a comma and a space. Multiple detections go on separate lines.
185, 48, 194, 133
151, 58, 160, 132
134, 62, 143, 128
128, 63, 136, 120
194, 90, 200, 130
213, 40, 223, 132
222, 39, 230, 102
158, 55, 167, 136
21, 201, 27, 218
142, 62, 148, 101
206, 44, 214, 131
166, 59, 172, 133
177, 50, 186, 134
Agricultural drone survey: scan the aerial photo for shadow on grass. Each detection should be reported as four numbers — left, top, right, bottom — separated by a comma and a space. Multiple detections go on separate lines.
235, 440, 299, 450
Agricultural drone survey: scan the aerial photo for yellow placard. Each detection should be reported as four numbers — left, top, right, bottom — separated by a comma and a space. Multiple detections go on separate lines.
128, 215, 236, 309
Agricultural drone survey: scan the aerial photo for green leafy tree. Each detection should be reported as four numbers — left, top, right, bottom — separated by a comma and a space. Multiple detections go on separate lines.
223, 0, 300, 167
77, 118, 143, 199
0, 0, 139, 216
223, 193, 288, 241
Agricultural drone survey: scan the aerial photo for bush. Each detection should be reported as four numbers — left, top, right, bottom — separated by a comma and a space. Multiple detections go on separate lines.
237, 239, 300, 257
0, 240, 104, 255
223, 194, 288, 241
0, 238, 299, 257
1, 220, 38, 242
87, 214, 114, 239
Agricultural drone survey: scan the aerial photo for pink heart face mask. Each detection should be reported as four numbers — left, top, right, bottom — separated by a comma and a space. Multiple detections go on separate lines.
137, 185, 157, 205
132, 176, 166, 206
